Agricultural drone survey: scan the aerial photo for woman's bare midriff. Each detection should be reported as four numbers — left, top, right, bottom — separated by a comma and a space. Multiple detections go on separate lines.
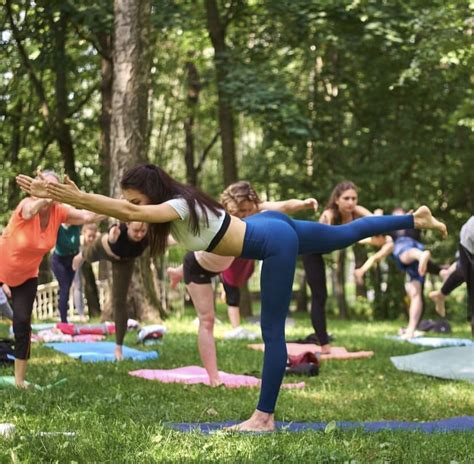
211, 215, 246, 257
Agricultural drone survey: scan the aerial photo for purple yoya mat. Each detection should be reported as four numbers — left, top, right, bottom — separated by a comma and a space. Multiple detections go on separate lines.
167, 416, 474, 433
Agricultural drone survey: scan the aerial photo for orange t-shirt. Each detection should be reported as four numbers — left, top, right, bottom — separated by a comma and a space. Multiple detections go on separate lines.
0, 199, 69, 287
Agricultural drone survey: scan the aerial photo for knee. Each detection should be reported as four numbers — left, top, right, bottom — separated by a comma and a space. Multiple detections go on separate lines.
198, 313, 215, 331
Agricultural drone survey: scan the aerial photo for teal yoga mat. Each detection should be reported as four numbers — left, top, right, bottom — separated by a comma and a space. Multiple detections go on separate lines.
44, 341, 158, 362
390, 346, 474, 382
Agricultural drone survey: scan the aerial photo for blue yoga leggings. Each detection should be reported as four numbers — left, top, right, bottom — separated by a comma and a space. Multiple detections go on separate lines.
240, 211, 414, 413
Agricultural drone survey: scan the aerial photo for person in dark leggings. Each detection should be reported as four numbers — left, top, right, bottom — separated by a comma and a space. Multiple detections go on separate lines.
429, 258, 464, 317
0, 170, 104, 388
51, 225, 84, 323
18, 164, 447, 431
303, 181, 373, 353
430, 216, 474, 334
73, 221, 148, 359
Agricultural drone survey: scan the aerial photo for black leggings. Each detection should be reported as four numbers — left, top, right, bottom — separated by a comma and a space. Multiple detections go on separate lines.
11, 278, 38, 360
83, 236, 136, 345
441, 260, 464, 296
459, 245, 474, 327
302, 253, 329, 345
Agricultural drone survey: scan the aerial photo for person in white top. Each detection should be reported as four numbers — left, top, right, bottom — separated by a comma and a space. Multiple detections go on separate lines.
167, 181, 318, 386
17, 164, 447, 432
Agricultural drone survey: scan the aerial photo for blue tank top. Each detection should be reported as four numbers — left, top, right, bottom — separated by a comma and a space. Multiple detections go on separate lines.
54, 225, 81, 256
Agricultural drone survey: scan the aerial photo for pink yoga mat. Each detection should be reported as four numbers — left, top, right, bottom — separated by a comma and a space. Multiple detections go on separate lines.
247, 343, 374, 361
129, 366, 305, 389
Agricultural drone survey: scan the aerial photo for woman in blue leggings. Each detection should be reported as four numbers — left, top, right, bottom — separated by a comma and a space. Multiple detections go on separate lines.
17, 165, 447, 432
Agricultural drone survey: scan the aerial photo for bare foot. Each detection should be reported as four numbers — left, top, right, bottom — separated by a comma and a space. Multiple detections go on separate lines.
15, 382, 31, 390
400, 330, 415, 340
413, 206, 447, 238
166, 267, 183, 290
320, 344, 331, 355
429, 290, 446, 317
225, 410, 275, 432
208, 376, 224, 387
115, 345, 123, 361
418, 250, 431, 277
439, 268, 451, 281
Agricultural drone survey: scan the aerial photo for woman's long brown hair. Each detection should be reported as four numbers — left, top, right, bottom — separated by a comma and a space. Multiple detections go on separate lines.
120, 165, 223, 256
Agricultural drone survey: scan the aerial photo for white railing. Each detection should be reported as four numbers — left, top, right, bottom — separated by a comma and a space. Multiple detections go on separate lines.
32, 280, 108, 321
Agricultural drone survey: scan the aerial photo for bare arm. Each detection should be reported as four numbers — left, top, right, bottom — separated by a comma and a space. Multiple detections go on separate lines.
65, 208, 107, 226
354, 205, 374, 217
259, 198, 318, 215
21, 197, 52, 220
16, 175, 180, 224
356, 237, 394, 276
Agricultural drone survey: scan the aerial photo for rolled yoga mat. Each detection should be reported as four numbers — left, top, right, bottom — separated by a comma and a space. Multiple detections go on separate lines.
168, 416, 474, 433
247, 343, 374, 361
44, 342, 158, 362
390, 346, 474, 382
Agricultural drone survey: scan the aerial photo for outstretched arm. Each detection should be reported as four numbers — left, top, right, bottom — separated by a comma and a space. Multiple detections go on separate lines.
354, 237, 394, 283
21, 197, 53, 220
258, 198, 318, 215
16, 175, 180, 224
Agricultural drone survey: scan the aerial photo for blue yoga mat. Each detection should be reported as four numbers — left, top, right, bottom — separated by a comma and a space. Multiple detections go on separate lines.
386, 336, 474, 347
391, 346, 474, 382
168, 417, 474, 433
44, 342, 158, 362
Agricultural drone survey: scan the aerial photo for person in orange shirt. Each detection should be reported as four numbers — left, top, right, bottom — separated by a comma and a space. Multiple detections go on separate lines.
0, 170, 103, 388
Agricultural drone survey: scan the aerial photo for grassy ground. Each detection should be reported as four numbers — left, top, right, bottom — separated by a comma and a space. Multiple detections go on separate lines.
0, 307, 473, 463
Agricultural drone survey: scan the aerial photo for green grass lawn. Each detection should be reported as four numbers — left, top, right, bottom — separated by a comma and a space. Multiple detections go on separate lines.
0, 308, 473, 463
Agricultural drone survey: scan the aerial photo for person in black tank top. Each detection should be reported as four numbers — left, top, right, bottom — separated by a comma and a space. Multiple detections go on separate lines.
74, 221, 149, 360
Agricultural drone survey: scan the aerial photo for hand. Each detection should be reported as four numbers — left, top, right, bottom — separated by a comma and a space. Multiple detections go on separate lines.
16, 175, 51, 199
2, 283, 11, 298
373, 208, 384, 216
72, 253, 83, 271
303, 198, 319, 212
108, 224, 121, 243
45, 175, 82, 205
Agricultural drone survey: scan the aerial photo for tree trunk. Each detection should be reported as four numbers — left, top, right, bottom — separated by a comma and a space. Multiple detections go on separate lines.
184, 59, 201, 186
52, 9, 77, 181
353, 244, 367, 298
295, 270, 308, 313
204, 0, 238, 185
98, 32, 113, 195
334, 249, 349, 319
239, 283, 253, 318
110, 0, 161, 321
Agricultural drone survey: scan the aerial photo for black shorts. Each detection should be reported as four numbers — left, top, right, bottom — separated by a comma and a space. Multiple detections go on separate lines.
222, 281, 240, 306
183, 252, 219, 285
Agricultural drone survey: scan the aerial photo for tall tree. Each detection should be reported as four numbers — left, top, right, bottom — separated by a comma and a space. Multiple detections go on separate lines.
204, 0, 238, 185
108, 0, 163, 321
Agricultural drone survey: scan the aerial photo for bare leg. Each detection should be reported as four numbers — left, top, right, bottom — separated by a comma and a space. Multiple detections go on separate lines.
227, 305, 241, 329
429, 290, 446, 317
166, 265, 184, 290
399, 248, 431, 277
186, 282, 222, 386
413, 206, 447, 238
15, 359, 28, 388
226, 410, 275, 432
402, 280, 423, 339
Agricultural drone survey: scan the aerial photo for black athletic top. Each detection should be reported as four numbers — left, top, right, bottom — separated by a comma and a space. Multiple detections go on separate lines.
108, 223, 148, 259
